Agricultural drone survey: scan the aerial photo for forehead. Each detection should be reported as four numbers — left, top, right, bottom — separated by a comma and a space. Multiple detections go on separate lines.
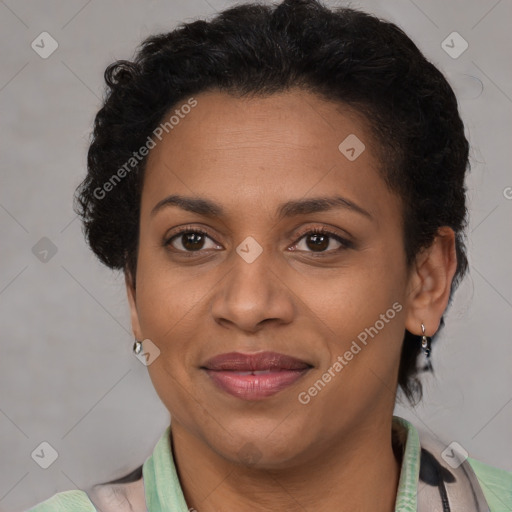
141, 89, 396, 223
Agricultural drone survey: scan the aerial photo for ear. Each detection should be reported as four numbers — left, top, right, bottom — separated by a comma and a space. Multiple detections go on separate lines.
125, 269, 143, 341
404, 227, 458, 338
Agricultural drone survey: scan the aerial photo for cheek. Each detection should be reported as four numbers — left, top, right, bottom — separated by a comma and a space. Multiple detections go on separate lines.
299, 268, 406, 414
296, 256, 404, 335
299, 256, 407, 385
134, 245, 204, 338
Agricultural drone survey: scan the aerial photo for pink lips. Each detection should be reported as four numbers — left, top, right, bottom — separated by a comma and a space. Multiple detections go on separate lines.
201, 351, 312, 400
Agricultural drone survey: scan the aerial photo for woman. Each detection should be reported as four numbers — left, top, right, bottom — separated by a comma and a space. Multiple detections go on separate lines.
27, 0, 511, 510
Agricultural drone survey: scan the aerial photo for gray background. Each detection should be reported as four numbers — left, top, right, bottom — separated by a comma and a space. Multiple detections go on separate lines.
0, 0, 511, 510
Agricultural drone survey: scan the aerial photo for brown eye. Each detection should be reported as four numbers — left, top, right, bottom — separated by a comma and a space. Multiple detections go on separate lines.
165, 229, 222, 253
180, 232, 206, 251
292, 229, 352, 253
305, 233, 330, 252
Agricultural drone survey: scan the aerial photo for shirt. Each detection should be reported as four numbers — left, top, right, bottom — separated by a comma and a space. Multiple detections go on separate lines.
27, 415, 512, 511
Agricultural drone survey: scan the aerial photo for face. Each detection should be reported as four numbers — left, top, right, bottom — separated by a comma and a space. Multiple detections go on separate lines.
127, 89, 414, 468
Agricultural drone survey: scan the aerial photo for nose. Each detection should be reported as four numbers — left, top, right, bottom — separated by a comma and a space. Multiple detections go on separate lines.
210, 247, 295, 333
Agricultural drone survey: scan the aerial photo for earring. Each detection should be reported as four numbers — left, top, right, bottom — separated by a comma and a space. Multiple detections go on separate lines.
133, 340, 143, 355
421, 323, 431, 358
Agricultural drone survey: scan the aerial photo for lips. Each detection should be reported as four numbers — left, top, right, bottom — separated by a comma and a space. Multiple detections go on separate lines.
201, 351, 312, 400
202, 351, 311, 371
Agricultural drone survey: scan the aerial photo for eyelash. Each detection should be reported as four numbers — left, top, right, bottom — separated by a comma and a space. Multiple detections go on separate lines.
164, 225, 353, 256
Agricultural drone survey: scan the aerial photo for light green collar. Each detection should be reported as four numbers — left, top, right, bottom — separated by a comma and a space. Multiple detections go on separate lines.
142, 415, 420, 511
142, 424, 189, 511
392, 415, 421, 511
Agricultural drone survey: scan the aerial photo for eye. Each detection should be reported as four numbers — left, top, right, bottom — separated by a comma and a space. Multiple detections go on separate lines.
165, 227, 222, 253
290, 228, 353, 253
164, 226, 353, 256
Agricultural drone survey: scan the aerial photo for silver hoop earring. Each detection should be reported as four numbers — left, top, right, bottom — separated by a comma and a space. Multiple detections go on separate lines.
421, 323, 431, 358
133, 340, 143, 355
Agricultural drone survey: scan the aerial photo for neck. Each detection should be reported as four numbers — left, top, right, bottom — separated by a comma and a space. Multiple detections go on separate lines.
170, 416, 402, 512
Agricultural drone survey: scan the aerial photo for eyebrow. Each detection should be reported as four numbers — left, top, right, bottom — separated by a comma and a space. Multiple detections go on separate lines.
150, 194, 372, 220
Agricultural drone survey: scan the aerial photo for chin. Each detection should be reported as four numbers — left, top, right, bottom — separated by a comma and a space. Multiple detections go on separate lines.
204, 423, 311, 470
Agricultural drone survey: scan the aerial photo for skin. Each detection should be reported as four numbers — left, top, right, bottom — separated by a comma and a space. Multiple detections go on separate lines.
126, 89, 457, 512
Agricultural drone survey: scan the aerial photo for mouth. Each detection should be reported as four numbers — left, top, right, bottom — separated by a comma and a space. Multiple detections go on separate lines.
200, 351, 313, 400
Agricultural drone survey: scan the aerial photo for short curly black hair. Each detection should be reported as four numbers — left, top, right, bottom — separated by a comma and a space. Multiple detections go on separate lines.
75, 0, 470, 406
